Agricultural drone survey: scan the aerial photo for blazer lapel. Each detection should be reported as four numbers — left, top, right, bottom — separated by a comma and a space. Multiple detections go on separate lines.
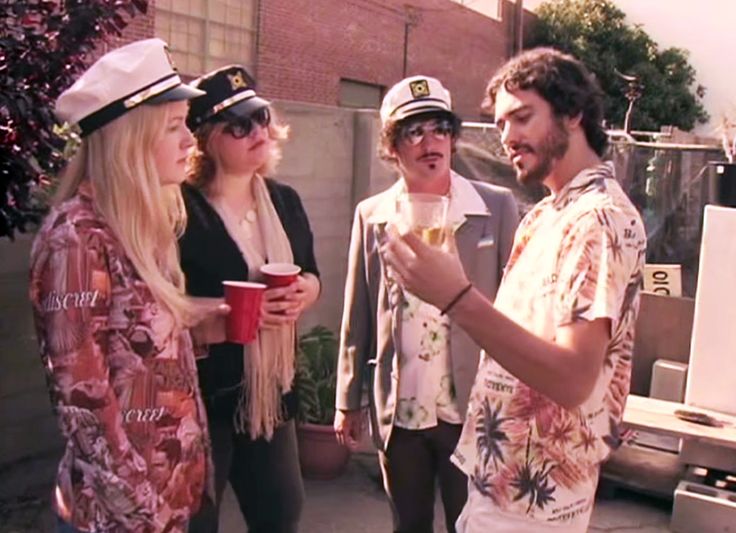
454, 214, 488, 284
372, 222, 405, 312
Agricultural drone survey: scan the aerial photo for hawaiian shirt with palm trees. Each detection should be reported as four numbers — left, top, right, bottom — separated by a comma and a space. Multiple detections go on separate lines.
452, 162, 646, 526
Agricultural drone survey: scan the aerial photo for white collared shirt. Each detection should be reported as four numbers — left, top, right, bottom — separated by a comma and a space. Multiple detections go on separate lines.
392, 171, 489, 430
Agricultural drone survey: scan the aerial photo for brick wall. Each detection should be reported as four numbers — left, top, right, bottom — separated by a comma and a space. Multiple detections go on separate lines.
100, 0, 535, 121
116, 5, 155, 43
89, 5, 156, 58
256, 0, 529, 120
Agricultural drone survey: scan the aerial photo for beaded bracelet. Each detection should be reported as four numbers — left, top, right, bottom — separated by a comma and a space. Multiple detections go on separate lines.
440, 283, 473, 315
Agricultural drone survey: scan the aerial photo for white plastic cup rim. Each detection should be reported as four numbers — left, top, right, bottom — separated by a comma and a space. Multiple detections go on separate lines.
260, 263, 301, 276
222, 281, 267, 289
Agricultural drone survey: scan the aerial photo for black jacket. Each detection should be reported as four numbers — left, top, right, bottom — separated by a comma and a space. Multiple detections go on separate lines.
180, 180, 319, 419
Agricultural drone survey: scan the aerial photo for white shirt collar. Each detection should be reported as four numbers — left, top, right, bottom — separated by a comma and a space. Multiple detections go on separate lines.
367, 170, 489, 225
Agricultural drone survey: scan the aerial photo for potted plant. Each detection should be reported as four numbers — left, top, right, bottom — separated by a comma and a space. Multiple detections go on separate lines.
712, 111, 736, 207
293, 325, 351, 479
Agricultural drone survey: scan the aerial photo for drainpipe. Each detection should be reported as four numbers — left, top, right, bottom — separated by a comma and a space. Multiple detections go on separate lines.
403, 20, 410, 77
402, 5, 421, 77
514, 0, 524, 55
515, 0, 524, 54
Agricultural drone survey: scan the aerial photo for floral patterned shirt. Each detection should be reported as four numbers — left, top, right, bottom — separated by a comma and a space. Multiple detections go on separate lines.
452, 162, 646, 526
29, 188, 212, 533
393, 174, 489, 430
396, 291, 462, 429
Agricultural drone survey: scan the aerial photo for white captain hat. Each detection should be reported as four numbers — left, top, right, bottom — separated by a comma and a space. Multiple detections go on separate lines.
55, 38, 204, 136
380, 75, 453, 125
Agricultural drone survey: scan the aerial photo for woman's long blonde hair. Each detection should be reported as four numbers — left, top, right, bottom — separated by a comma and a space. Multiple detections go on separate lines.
54, 103, 195, 326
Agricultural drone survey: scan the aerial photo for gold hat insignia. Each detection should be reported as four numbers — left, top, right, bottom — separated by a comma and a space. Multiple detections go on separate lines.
228, 72, 248, 90
409, 79, 430, 99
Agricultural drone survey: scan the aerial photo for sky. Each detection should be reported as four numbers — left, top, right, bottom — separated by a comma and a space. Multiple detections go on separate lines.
517, 0, 736, 135
611, 0, 735, 136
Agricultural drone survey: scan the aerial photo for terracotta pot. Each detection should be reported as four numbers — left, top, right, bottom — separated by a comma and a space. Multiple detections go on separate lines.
297, 422, 351, 480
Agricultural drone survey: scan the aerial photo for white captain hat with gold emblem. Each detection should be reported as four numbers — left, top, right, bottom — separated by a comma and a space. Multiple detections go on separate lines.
55, 38, 204, 137
380, 75, 453, 125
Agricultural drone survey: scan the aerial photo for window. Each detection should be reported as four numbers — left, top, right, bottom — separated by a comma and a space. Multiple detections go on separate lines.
339, 79, 384, 109
155, 0, 258, 77
452, 0, 502, 20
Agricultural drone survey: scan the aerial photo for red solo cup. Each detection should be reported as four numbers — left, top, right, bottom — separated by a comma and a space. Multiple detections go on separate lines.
223, 281, 266, 344
260, 263, 301, 288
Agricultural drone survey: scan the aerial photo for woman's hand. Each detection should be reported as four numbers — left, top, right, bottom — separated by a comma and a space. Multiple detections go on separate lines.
189, 297, 231, 345
260, 273, 321, 330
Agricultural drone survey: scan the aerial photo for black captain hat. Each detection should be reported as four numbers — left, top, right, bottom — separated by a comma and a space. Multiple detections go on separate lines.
186, 65, 270, 131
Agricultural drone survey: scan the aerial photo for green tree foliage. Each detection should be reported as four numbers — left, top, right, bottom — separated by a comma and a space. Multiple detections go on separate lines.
530, 0, 708, 132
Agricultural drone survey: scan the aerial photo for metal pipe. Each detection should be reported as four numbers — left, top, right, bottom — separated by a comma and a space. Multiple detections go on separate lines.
403, 21, 409, 77
515, 0, 524, 54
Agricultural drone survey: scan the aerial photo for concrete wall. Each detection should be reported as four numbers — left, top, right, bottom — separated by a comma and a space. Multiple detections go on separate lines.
0, 234, 64, 465
271, 101, 393, 333
0, 102, 392, 468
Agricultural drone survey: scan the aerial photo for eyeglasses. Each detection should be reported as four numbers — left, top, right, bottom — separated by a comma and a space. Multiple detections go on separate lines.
222, 107, 271, 139
399, 118, 455, 146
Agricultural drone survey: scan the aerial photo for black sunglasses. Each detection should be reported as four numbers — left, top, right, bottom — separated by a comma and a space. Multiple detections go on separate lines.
399, 118, 455, 146
222, 107, 271, 139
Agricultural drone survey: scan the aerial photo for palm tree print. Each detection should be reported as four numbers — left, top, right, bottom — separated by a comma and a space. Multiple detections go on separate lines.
475, 398, 509, 469
511, 430, 556, 513
448, 163, 647, 522
575, 425, 597, 454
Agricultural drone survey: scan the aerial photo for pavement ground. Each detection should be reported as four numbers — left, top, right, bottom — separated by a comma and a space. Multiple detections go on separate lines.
0, 451, 673, 532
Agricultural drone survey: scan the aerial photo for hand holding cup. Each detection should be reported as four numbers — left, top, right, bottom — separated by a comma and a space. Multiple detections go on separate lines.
395, 192, 449, 247
260, 263, 303, 329
222, 281, 266, 343
189, 297, 231, 346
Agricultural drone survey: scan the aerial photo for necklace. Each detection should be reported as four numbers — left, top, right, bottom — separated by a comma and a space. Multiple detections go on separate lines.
242, 209, 257, 224
238, 208, 258, 238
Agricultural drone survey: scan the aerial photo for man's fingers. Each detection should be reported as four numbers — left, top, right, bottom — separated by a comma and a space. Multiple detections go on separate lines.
381, 246, 409, 285
400, 230, 427, 255
383, 231, 416, 265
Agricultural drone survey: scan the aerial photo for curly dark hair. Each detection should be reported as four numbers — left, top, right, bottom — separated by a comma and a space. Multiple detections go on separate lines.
484, 47, 608, 156
378, 110, 462, 166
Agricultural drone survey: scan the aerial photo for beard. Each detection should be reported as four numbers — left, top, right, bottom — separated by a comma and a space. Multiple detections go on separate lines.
512, 117, 569, 186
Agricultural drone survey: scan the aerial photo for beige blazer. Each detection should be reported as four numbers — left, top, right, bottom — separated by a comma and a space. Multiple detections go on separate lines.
336, 173, 520, 450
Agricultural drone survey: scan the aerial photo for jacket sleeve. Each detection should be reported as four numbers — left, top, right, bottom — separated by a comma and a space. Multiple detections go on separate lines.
497, 189, 520, 283
335, 207, 372, 411
29, 230, 170, 531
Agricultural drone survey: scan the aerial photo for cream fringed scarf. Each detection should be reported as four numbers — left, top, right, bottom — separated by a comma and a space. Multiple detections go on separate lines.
208, 174, 295, 440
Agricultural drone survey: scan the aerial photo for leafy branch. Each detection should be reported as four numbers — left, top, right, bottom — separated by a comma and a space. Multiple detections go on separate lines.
0, 0, 149, 239
294, 325, 339, 425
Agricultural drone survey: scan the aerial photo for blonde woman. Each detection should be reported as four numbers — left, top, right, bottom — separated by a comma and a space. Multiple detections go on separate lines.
180, 66, 320, 533
29, 39, 219, 533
